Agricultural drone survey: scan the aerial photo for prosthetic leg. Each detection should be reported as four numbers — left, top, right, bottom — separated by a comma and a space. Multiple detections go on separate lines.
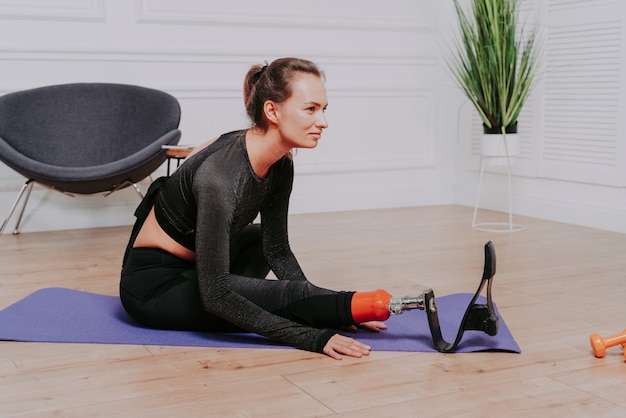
351, 290, 423, 323
351, 241, 500, 353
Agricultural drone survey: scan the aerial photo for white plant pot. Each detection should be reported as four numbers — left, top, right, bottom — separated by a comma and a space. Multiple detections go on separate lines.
481, 133, 520, 165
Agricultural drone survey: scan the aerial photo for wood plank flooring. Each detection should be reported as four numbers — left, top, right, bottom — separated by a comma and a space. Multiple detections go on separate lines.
1, 205, 625, 417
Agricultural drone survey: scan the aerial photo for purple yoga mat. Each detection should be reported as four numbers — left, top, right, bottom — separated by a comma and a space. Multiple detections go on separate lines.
0, 287, 520, 353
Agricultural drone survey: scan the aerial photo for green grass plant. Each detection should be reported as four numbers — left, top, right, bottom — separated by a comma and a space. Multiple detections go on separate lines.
448, 0, 539, 134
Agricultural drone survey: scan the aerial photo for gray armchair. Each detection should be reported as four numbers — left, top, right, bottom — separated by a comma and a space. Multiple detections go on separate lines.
0, 83, 181, 235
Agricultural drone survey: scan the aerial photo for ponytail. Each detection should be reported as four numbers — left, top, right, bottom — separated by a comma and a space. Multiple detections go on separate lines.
243, 57, 324, 131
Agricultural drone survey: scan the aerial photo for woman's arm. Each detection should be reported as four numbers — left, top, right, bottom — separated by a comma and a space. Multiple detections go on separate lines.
260, 157, 309, 281
192, 163, 330, 353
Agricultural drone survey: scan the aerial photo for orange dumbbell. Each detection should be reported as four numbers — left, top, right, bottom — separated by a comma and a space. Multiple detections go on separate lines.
589, 329, 626, 358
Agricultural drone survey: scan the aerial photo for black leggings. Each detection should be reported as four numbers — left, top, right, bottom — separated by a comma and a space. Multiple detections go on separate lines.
119, 224, 355, 332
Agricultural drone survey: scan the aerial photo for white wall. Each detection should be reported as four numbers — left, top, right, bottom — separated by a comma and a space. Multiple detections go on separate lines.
0, 0, 455, 233
1, 0, 625, 235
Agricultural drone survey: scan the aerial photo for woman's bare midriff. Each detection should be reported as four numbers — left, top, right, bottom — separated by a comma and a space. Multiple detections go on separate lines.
133, 207, 196, 261
132, 136, 220, 261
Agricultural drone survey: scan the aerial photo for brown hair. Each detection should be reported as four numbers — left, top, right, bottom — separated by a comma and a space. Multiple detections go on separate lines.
243, 57, 324, 131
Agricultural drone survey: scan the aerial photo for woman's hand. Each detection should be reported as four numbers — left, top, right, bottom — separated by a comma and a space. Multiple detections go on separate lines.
323, 334, 371, 360
358, 321, 387, 332
335, 321, 388, 334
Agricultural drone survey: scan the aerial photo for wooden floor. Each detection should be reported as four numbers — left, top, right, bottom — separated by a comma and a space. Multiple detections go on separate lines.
1, 205, 626, 417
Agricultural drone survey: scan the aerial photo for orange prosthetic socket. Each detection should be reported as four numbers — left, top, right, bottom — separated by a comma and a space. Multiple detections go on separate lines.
350, 289, 392, 323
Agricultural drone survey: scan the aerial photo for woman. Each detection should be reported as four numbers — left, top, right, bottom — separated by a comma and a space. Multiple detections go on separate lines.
120, 57, 414, 360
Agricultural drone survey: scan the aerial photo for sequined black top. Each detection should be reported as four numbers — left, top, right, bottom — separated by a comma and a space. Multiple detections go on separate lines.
153, 130, 333, 352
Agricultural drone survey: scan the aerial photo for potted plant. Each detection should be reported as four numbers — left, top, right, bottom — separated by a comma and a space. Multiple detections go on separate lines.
447, 0, 540, 163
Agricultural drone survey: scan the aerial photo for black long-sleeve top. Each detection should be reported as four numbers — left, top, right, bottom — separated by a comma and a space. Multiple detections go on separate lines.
153, 130, 333, 352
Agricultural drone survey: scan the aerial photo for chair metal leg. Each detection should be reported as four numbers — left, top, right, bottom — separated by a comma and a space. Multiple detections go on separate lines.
104, 180, 144, 199
1, 180, 34, 236
12, 180, 34, 234
2, 178, 147, 236
131, 183, 144, 199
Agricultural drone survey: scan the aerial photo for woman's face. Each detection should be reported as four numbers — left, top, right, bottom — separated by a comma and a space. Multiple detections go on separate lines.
274, 73, 329, 149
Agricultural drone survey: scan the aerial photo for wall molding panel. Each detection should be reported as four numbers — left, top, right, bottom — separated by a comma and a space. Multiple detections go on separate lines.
0, 46, 430, 65
2, 0, 624, 234
134, 0, 432, 32
0, 0, 444, 233
0, 0, 104, 22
